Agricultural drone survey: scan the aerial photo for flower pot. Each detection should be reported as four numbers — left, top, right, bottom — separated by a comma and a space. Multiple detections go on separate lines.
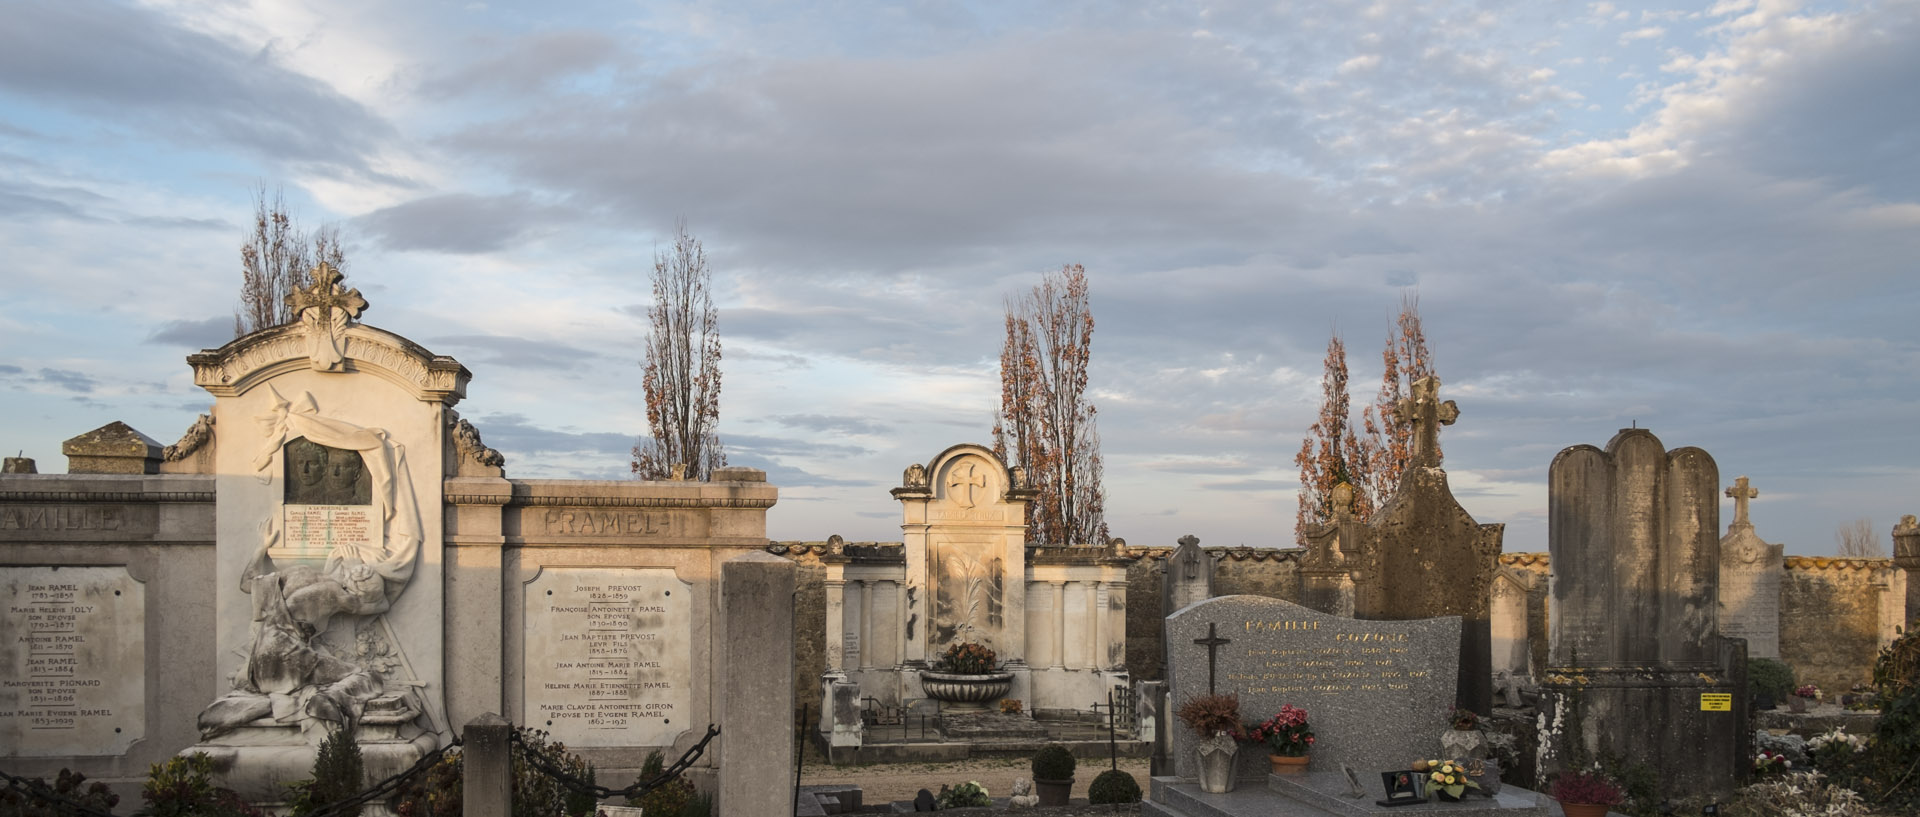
918, 670, 1014, 711
1755, 693, 1775, 711
1195, 732, 1239, 793
1441, 728, 1488, 759
1789, 694, 1808, 714
1269, 754, 1309, 775
1034, 777, 1072, 807
1559, 802, 1611, 817
1435, 789, 1462, 802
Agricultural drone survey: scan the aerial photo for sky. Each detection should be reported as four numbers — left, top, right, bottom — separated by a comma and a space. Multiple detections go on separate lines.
2, 0, 1917, 556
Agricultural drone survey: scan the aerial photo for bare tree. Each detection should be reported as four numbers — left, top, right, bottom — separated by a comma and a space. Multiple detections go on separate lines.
1355, 293, 1434, 512
1296, 331, 1367, 542
631, 221, 726, 481
235, 185, 347, 336
1836, 518, 1885, 558
996, 264, 1107, 546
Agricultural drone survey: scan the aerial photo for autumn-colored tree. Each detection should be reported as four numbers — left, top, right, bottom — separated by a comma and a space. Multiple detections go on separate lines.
994, 264, 1108, 546
1295, 331, 1367, 542
1356, 294, 1434, 510
631, 222, 725, 481
236, 185, 346, 336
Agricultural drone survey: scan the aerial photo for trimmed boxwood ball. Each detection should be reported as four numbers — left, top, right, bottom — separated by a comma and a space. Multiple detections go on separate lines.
1088, 769, 1142, 804
1747, 657, 1796, 701
1032, 743, 1077, 780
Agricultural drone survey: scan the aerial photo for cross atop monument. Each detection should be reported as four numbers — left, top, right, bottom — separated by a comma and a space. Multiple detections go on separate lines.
1393, 376, 1459, 469
947, 461, 986, 508
1193, 622, 1232, 694
1725, 476, 1758, 528
286, 262, 367, 372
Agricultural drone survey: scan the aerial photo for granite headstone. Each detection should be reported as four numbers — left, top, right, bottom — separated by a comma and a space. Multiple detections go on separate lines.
1167, 595, 1459, 781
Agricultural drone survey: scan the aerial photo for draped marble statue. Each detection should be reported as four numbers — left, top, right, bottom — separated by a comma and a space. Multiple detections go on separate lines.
198, 386, 423, 738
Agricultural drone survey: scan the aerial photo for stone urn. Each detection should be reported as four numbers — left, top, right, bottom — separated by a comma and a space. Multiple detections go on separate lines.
1440, 728, 1488, 759
920, 670, 1015, 711
1195, 731, 1239, 793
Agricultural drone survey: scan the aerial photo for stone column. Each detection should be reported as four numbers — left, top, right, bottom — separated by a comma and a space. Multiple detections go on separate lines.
463, 713, 511, 817
1090, 581, 1106, 671
858, 579, 875, 671
720, 552, 797, 817
893, 578, 907, 668
1106, 576, 1128, 672
823, 576, 846, 673
1051, 581, 1067, 669
1895, 515, 1920, 625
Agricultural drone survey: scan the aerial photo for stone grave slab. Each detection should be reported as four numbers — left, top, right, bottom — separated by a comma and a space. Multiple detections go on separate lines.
1168, 596, 1459, 782
1, 565, 145, 756
523, 566, 692, 748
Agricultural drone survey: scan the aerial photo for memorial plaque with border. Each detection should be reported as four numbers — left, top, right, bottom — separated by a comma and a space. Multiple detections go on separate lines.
1168, 596, 1458, 780
523, 567, 692, 747
1, 566, 145, 756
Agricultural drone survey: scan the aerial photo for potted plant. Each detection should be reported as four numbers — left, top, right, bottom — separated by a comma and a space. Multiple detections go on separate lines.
1792, 683, 1823, 713
1175, 693, 1244, 793
1418, 759, 1480, 802
1440, 707, 1486, 759
1746, 657, 1794, 711
1030, 744, 1076, 807
1548, 770, 1624, 817
1244, 704, 1315, 774
919, 641, 1014, 710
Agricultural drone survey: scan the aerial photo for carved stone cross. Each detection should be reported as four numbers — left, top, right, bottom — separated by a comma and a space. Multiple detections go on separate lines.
947, 461, 986, 508
1193, 622, 1231, 694
1725, 476, 1758, 528
286, 262, 367, 372
1393, 376, 1459, 469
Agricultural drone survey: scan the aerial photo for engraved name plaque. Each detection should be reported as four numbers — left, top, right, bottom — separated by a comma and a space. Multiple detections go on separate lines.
1, 566, 145, 756
523, 567, 692, 748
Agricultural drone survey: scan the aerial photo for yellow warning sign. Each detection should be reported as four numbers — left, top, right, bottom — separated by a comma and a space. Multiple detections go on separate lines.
1701, 693, 1733, 711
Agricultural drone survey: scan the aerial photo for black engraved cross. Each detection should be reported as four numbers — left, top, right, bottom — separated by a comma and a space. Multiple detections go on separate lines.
1194, 622, 1232, 694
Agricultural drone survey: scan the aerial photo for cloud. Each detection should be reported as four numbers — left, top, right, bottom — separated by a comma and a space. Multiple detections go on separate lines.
414, 31, 623, 98
35, 369, 97, 394
429, 334, 604, 371
147, 317, 234, 349
0, 0, 398, 179
359, 192, 571, 254
772, 414, 893, 435
1200, 479, 1292, 492
467, 413, 632, 460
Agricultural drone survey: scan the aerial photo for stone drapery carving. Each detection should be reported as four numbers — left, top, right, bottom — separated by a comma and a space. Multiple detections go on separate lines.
198, 387, 425, 738
287, 262, 367, 372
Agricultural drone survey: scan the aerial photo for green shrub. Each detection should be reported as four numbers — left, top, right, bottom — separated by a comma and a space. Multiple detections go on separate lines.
513, 729, 595, 817
628, 750, 696, 817
934, 781, 990, 809
1747, 657, 1795, 701
289, 725, 365, 817
142, 753, 263, 817
1087, 769, 1142, 804
0, 768, 120, 817
1031, 743, 1076, 781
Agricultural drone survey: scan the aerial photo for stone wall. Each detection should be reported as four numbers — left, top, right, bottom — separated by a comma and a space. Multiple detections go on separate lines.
1780, 556, 1905, 693
1120, 545, 1302, 681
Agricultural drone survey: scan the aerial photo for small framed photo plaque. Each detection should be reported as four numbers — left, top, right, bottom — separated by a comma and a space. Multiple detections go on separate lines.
1377, 770, 1427, 807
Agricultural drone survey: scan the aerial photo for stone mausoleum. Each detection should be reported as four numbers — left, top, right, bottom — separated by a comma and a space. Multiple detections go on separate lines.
0, 268, 795, 815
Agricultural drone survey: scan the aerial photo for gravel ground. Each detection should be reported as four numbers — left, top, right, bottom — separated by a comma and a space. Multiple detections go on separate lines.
797, 750, 1151, 812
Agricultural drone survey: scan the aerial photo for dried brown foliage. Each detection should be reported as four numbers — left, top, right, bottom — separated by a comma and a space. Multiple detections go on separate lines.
1295, 332, 1366, 543
236, 185, 347, 336
994, 264, 1107, 546
1356, 293, 1434, 512
631, 221, 725, 481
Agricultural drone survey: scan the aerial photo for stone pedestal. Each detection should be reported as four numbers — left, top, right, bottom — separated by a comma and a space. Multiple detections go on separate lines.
191, 703, 436, 807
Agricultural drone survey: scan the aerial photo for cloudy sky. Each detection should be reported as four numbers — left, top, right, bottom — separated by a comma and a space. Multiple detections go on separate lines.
3, 0, 1916, 555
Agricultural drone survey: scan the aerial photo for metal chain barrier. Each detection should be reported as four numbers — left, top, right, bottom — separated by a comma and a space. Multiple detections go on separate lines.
0, 768, 122, 817
509, 724, 720, 801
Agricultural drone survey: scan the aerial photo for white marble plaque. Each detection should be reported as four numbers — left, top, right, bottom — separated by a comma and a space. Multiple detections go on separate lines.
524, 567, 691, 748
1, 566, 145, 756
279, 504, 379, 562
